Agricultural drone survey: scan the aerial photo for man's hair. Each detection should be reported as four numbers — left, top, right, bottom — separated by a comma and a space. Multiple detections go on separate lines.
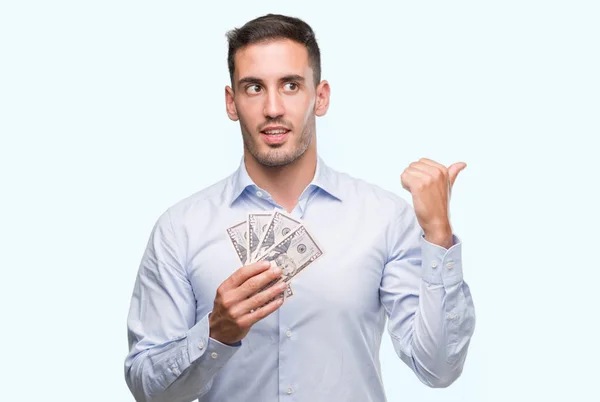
226, 14, 321, 88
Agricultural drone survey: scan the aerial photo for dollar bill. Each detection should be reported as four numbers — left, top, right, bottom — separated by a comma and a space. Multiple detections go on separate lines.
248, 212, 296, 299
246, 212, 273, 264
226, 220, 248, 265
227, 217, 295, 299
255, 225, 323, 294
252, 210, 302, 262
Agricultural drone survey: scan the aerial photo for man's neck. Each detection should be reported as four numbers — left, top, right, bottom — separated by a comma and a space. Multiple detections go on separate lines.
244, 147, 317, 213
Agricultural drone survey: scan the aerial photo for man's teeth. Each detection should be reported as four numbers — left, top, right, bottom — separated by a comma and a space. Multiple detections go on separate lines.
263, 129, 288, 135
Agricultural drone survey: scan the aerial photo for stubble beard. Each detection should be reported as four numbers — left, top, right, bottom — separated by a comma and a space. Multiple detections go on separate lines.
241, 116, 315, 167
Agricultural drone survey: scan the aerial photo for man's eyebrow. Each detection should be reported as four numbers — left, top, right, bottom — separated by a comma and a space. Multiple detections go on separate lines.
238, 76, 264, 87
280, 74, 305, 83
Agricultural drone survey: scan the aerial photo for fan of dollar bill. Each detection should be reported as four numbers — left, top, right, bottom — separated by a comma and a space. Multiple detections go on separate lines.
226, 210, 324, 301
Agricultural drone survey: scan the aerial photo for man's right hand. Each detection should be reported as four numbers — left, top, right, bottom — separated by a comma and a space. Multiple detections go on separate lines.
208, 260, 287, 345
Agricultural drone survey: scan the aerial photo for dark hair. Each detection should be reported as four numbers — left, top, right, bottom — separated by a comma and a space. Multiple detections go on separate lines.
226, 14, 321, 88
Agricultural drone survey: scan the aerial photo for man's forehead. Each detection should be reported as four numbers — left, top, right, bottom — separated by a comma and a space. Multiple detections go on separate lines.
234, 39, 312, 81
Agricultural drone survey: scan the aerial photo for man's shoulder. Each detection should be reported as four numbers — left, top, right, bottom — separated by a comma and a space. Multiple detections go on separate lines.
329, 164, 412, 214
155, 172, 235, 225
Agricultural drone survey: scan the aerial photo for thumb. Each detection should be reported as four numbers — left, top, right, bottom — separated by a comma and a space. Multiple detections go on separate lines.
448, 162, 467, 188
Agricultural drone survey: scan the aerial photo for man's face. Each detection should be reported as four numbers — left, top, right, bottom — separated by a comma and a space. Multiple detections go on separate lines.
226, 39, 327, 167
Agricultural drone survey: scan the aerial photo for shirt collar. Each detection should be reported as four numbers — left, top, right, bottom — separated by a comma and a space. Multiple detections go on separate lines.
229, 156, 255, 205
228, 155, 343, 206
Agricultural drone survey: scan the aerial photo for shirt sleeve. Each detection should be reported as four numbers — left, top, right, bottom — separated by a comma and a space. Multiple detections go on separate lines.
379, 200, 476, 388
124, 210, 241, 402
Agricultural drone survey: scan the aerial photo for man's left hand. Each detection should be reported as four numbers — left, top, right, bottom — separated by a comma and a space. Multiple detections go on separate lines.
400, 158, 467, 249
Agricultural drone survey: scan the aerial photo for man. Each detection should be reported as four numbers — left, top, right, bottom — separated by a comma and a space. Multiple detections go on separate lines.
124, 13, 476, 402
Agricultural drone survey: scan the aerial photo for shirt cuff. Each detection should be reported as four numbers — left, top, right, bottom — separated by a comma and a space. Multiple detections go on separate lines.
186, 312, 241, 369
420, 233, 463, 287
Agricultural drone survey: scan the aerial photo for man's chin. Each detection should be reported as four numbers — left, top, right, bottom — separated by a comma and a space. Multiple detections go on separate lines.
254, 149, 298, 167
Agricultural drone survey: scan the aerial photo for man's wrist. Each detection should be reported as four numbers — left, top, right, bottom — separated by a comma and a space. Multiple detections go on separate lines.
423, 228, 453, 249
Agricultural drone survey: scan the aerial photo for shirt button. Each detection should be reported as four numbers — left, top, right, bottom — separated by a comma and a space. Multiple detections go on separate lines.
256, 191, 263, 197
286, 387, 293, 394
449, 312, 457, 320
198, 342, 204, 350
211, 352, 218, 359
286, 330, 292, 338
431, 261, 438, 268
446, 261, 454, 269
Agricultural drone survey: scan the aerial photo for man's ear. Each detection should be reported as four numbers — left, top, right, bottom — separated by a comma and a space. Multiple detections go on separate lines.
314, 80, 331, 117
225, 86, 238, 121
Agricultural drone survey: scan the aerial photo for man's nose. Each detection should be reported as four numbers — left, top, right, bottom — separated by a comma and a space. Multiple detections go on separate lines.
263, 91, 285, 119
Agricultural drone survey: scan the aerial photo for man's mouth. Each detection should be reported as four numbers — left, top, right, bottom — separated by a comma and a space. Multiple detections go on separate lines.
260, 128, 291, 144
262, 129, 289, 134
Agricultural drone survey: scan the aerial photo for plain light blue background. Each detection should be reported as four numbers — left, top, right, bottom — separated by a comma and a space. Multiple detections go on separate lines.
1, 1, 599, 401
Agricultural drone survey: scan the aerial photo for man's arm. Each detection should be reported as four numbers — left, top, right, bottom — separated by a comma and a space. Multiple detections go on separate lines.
124, 210, 240, 402
379, 203, 476, 388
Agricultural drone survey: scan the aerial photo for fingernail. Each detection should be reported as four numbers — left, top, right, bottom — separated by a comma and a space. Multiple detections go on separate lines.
271, 263, 282, 275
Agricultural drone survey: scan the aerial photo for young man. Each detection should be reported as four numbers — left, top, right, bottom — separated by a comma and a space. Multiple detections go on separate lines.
125, 13, 476, 402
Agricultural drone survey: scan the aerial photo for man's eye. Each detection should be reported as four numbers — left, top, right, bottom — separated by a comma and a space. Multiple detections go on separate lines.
284, 82, 299, 92
246, 85, 262, 94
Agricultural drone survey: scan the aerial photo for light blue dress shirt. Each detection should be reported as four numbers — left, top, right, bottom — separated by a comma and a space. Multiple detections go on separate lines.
124, 156, 476, 402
